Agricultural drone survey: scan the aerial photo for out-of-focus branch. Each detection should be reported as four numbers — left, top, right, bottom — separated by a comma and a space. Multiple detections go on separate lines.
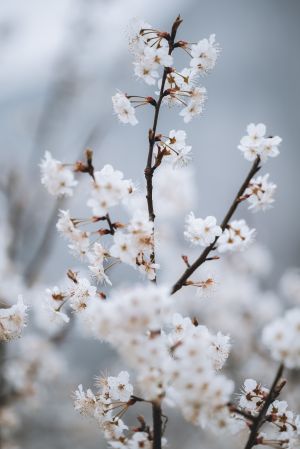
23, 197, 65, 287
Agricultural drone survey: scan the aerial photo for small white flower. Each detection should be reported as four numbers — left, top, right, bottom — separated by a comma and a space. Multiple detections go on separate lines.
218, 220, 255, 253
110, 231, 136, 266
112, 91, 138, 126
128, 432, 151, 449
179, 100, 203, 123
190, 34, 220, 74
56, 209, 76, 238
239, 379, 268, 413
0, 295, 28, 341
262, 308, 300, 368
245, 173, 277, 212
40, 151, 77, 197
74, 384, 97, 417
107, 371, 133, 403
134, 59, 159, 85
87, 165, 134, 216
69, 278, 97, 312
238, 123, 282, 162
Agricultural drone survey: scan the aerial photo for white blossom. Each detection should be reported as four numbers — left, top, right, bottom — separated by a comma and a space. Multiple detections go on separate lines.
112, 91, 138, 125
69, 277, 97, 312
0, 296, 28, 341
184, 212, 222, 246
218, 220, 255, 253
40, 151, 77, 197
262, 308, 300, 368
238, 123, 282, 162
190, 34, 220, 74
239, 378, 269, 413
107, 371, 133, 402
245, 173, 277, 212
87, 165, 134, 216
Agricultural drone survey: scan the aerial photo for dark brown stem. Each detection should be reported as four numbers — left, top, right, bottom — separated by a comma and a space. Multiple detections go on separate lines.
144, 15, 182, 272
105, 213, 115, 235
171, 156, 261, 295
243, 363, 285, 449
152, 402, 163, 449
227, 403, 255, 422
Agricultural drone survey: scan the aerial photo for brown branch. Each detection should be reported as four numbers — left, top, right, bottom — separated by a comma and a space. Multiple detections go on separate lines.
152, 402, 163, 449
144, 15, 182, 273
227, 403, 255, 422
243, 363, 285, 449
105, 213, 115, 235
171, 156, 261, 295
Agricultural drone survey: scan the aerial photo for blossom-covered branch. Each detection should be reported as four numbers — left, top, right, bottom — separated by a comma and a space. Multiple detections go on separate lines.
243, 364, 285, 449
144, 15, 182, 274
171, 155, 261, 295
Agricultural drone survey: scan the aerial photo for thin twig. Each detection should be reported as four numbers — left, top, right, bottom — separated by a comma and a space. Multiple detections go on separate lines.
144, 15, 182, 276
171, 156, 261, 295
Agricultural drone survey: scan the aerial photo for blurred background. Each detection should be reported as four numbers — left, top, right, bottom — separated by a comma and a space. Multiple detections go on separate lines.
0, 0, 299, 448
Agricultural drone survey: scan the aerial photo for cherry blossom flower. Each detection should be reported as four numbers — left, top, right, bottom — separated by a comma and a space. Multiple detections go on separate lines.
190, 34, 220, 74
112, 91, 138, 125
0, 296, 28, 341
245, 173, 277, 212
87, 165, 134, 216
262, 308, 300, 368
184, 212, 222, 246
40, 151, 77, 197
239, 379, 269, 414
69, 277, 97, 312
238, 123, 282, 162
107, 371, 133, 402
218, 220, 255, 253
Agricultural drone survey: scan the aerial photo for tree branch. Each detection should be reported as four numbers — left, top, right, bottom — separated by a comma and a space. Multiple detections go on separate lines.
243, 363, 285, 449
144, 15, 182, 272
171, 156, 261, 295
152, 402, 163, 449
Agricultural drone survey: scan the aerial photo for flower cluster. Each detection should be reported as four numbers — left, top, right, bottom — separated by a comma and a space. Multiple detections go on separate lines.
113, 18, 219, 131
238, 379, 300, 449
42, 273, 101, 324
167, 314, 235, 431
79, 284, 235, 433
154, 129, 192, 167
74, 371, 138, 447
0, 296, 28, 341
87, 165, 134, 217
128, 18, 173, 85
4, 334, 65, 400
238, 123, 282, 163
35, 14, 291, 449
262, 308, 300, 368
259, 400, 300, 449
110, 210, 158, 280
